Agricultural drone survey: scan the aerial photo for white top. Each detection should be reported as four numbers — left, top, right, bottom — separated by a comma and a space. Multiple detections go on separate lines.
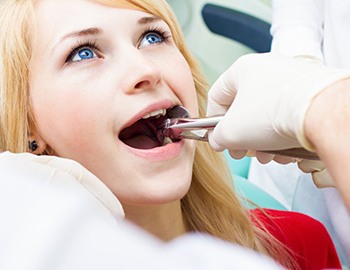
271, 0, 350, 68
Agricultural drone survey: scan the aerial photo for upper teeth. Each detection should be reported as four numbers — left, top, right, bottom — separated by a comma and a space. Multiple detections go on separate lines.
142, 109, 166, 119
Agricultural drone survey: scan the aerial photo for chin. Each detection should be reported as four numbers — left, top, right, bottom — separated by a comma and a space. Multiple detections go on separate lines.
118, 171, 192, 206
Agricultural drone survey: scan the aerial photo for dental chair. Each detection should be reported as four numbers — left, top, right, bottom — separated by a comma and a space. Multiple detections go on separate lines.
201, 3, 272, 53
168, 0, 285, 210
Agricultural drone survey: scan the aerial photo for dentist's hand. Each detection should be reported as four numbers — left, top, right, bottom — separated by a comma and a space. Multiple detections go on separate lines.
206, 53, 350, 164
298, 160, 335, 188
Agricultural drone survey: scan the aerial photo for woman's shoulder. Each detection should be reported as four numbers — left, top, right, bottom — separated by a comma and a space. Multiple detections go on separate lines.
250, 208, 341, 269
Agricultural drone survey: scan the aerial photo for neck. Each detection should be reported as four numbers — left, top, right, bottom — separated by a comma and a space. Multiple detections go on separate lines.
123, 200, 186, 241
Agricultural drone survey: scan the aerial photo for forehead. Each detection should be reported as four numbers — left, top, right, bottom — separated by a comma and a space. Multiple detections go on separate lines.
32, 0, 162, 49
34, 0, 151, 29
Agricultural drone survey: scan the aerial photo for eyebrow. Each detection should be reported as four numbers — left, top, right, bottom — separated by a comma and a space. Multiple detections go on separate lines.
54, 16, 162, 49
59, 27, 104, 43
137, 15, 162, 25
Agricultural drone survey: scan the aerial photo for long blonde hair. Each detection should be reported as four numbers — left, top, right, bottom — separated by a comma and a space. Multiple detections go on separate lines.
0, 0, 295, 268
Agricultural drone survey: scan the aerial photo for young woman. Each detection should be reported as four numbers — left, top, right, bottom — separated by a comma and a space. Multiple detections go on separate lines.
0, 0, 340, 269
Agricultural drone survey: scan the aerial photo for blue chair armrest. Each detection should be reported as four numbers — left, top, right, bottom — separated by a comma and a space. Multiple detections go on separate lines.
233, 174, 287, 210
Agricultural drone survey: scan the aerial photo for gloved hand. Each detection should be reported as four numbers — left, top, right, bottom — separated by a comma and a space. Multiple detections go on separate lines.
206, 53, 350, 162
298, 160, 335, 188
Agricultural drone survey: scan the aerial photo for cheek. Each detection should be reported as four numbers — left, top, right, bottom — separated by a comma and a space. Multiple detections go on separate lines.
31, 85, 103, 153
167, 53, 198, 116
34, 97, 80, 141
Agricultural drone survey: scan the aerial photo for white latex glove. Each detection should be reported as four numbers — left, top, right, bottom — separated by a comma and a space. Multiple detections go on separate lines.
298, 159, 335, 188
207, 53, 350, 161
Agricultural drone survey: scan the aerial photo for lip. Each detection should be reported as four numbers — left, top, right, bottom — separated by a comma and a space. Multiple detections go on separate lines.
122, 139, 185, 161
120, 100, 177, 131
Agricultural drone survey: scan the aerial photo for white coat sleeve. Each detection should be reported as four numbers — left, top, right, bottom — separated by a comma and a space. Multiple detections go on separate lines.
0, 152, 126, 270
0, 152, 284, 270
271, 0, 325, 62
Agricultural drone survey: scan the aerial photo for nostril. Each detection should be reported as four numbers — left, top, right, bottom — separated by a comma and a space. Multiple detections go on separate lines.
133, 68, 161, 91
134, 80, 150, 89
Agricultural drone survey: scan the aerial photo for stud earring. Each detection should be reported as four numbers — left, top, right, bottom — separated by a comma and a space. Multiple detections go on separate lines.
28, 140, 38, 152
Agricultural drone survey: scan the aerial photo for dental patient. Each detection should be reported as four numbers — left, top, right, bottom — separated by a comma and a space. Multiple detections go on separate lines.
0, 0, 341, 269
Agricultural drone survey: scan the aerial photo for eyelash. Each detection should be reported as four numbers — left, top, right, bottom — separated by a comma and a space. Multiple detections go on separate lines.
65, 26, 172, 63
139, 26, 172, 45
66, 40, 100, 63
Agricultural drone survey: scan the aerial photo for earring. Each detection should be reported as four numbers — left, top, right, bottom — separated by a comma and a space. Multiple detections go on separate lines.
28, 140, 38, 152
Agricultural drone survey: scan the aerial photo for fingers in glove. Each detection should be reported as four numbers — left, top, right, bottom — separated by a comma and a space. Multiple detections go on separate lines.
272, 155, 300, 165
228, 149, 247, 160
297, 159, 335, 188
256, 152, 275, 164
207, 67, 238, 116
297, 159, 326, 173
312, 169, 335, 188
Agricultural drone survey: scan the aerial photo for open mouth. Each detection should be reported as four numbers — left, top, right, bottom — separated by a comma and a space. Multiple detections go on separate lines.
119, 108, 180, 149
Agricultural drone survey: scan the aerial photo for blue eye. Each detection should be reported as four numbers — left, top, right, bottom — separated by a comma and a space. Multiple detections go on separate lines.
139, 32, 164, 49
66, 41, 101, 63
146, 33, 162, 44
139, 28, 170, 48
71, 47, 97, 62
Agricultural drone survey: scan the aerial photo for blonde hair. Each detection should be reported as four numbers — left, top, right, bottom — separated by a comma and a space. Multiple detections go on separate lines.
0, 0, 296, 268
0, 0, 36, 152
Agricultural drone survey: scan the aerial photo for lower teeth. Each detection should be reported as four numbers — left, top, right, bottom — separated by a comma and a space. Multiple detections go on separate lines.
162, 137, 173, 145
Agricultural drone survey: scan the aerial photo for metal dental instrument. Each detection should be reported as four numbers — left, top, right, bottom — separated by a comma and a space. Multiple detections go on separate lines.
158, 106, 319, 160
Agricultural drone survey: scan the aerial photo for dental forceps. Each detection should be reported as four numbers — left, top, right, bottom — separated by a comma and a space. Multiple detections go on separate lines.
158, 107, 319, 160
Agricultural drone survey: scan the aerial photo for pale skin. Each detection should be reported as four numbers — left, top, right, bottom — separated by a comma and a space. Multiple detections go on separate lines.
29, 0, 198, 240
304, 78, 350, 212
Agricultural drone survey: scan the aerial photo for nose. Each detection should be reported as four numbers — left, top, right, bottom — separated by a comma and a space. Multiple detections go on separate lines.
119, 48, 162, 94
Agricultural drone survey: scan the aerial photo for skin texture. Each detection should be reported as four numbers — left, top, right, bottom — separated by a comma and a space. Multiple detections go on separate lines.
29, 0, 198, 239
304, 78, 350, 212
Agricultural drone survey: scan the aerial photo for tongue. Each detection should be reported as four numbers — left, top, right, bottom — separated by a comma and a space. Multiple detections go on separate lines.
124, 135, 160, 149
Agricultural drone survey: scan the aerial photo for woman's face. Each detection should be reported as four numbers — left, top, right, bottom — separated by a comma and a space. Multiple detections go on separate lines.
29, 0, 198, 205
